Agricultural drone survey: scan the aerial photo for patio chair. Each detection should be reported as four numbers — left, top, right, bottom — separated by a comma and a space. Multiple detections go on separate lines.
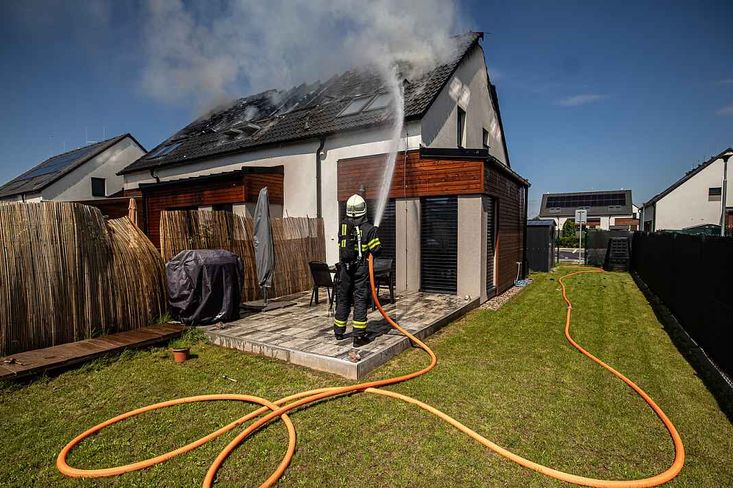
308, 261, 334, 308
371, 257, 395, 310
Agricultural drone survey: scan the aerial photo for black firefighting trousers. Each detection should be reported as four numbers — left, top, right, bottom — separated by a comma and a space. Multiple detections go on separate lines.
334, 261, 369, 334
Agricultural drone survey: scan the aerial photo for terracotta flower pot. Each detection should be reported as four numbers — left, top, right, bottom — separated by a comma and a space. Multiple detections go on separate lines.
172, 348, 190, 363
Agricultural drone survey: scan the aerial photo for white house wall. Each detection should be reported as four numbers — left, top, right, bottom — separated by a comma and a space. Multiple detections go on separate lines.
420, 44, 507, 164
122, 46, 503, 268
42, 137, 145, 201
124, 121, 423, 265
653, 157, 732, 230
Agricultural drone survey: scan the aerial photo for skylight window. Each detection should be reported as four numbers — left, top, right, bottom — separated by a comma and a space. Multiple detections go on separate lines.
148, 142, 182, 159
338, 96, 371, 117
364, 93, 392, 111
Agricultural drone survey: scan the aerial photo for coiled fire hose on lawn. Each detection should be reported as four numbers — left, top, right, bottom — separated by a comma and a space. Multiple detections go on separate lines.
57, 260, 684, 487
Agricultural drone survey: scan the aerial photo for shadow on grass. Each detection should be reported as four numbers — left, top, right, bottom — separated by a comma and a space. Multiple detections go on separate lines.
631, 271, 733, 424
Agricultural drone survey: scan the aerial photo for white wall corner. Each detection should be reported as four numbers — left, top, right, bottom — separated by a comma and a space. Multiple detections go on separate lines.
457, 195, 483, 300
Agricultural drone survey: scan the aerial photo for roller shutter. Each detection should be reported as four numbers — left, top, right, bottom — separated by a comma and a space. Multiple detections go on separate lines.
374, 200, 396, 283
484, 196, 496, 296
420, 196, 457, 294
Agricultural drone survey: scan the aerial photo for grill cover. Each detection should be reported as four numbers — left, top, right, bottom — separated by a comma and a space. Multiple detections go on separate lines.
166, 250, 243, 325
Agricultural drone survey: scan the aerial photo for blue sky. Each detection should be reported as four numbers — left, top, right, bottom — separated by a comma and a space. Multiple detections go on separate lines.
1, 1, 732, 216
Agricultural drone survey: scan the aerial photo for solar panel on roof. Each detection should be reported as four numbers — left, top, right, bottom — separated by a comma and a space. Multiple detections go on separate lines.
546, 192, 626, 208
20, 144, 101, 180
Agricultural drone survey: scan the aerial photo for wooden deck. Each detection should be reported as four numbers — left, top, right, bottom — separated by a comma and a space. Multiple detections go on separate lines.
0, 324, 185, 380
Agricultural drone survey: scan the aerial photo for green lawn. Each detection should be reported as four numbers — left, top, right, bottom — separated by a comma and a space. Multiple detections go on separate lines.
2, 268, 732, 487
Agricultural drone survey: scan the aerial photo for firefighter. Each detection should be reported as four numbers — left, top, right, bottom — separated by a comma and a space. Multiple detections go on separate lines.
334, 194, 381, 346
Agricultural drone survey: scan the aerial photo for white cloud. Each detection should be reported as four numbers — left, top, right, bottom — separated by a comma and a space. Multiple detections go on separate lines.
555, 94, 607, 107
716, 104, 733, 116
717, 78, 733, 85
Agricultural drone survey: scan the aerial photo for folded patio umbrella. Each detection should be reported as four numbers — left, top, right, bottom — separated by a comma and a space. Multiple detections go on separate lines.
253, 187, 274, 302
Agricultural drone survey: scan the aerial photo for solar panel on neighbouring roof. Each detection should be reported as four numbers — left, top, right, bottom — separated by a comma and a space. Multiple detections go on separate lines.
19, 144, 102, 180
546, 192, 626, 208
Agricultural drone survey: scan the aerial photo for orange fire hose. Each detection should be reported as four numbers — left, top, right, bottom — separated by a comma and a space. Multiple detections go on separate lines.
57, 261, 684, 487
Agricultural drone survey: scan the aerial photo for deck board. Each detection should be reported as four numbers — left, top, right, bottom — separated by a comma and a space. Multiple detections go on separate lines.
0, 324, 185, 380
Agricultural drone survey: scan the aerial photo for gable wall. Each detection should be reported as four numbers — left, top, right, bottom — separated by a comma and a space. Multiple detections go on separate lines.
420, 45, 507, 164
654, 157, 731, 230
42, 137, 145, 201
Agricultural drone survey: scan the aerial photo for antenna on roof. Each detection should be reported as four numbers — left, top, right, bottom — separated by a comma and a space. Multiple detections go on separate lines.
85, 126, 97, 145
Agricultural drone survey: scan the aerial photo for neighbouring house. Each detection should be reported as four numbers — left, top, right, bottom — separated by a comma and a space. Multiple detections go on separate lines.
119, 32, 529, 300
0, 134, 146, 204
538, 190, 638, 232
641, 148, 733, 234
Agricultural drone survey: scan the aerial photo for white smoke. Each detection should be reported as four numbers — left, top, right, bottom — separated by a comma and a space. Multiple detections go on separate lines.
140, 0, 463, 106
141, 0, 465, 225
373, 64, 405, 226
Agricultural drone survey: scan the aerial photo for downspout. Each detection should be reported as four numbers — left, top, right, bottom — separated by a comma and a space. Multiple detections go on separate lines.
149, 168, 160, 184
315, 137, 326, 218
522, 185, 529, 279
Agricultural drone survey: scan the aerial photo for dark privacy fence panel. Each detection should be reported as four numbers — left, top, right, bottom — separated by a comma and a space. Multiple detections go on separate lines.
484, 196, 496, 294
585, 229, 633, 267
631, 232, 733, 377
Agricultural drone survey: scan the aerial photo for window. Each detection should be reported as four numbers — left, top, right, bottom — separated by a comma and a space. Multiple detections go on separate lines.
457, 106, 466, 148
91, 177, 106, 197
338, 96, 371, 117
364, 93, 391, 111
709, 187, 722, 201
148, 142, 182, 159
482, 128, 490, 150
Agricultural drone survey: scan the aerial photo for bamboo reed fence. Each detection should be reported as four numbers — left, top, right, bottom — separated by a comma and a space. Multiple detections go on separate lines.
159, 210, 325, 301
0, 203, 167, 356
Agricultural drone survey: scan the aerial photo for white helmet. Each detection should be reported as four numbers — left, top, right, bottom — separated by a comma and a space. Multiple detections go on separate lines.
346, 194, 367, 218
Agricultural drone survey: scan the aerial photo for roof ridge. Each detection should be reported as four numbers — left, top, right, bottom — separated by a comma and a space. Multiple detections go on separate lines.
119, 32, 483, 175
0, 133, 130, 198
644, 147, 733, 206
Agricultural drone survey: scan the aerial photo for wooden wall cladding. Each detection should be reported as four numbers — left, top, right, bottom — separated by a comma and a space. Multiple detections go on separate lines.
485, 164, 526, 294
246, 173, 284, 204
142, 171, 284, 248
337, 151, 483, 201
76, 197, 141, 220
614, 217, 639, 226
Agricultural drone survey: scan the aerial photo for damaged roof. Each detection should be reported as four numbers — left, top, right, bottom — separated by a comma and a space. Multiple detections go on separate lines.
0, 134, 133, 199
120, 32, 483, 175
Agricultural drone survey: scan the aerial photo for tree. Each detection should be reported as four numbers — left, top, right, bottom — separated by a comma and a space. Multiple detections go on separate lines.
557, 219, 579, 247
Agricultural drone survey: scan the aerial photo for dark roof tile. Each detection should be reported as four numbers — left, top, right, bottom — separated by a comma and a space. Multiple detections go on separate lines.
120, 32, 482, 175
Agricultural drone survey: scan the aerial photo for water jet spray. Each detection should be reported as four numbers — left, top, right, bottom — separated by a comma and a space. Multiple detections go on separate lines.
373, 66, 405, 228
